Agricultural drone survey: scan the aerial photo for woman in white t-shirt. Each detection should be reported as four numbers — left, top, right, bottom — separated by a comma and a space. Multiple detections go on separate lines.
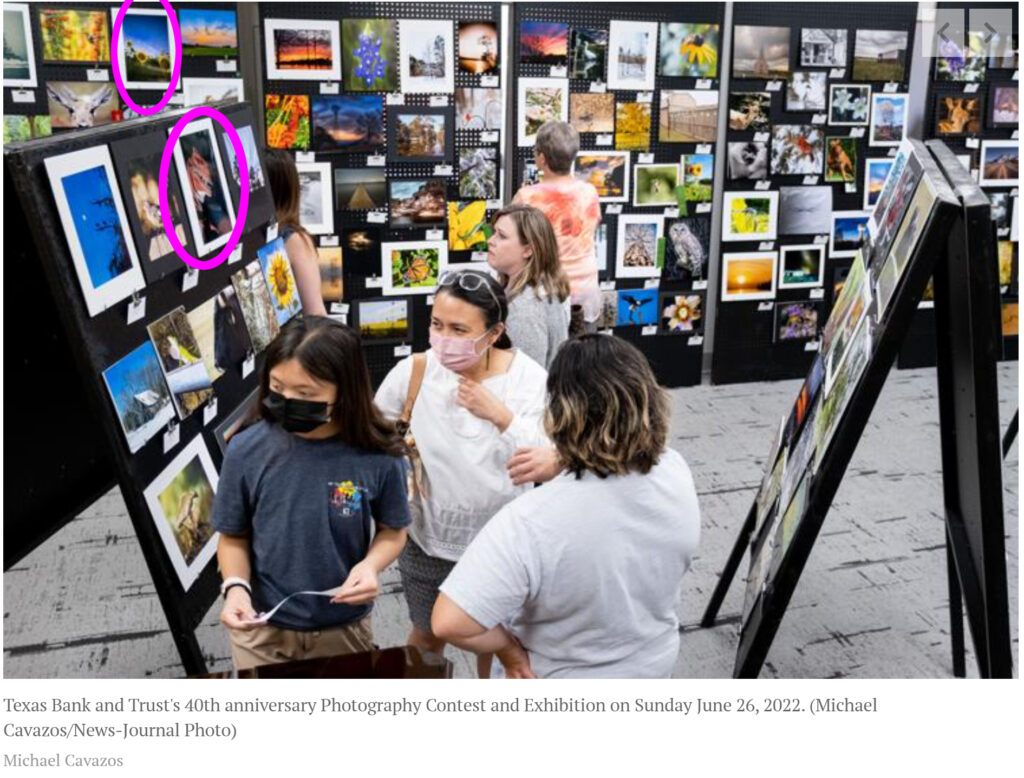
432, 335, 701, 678
374, 269, 548, 677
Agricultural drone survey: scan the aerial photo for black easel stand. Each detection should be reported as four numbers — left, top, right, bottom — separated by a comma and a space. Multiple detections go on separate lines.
1003, 410, 1018, 459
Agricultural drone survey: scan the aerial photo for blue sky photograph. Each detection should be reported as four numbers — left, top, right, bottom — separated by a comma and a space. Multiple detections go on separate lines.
62, 166, 132, 287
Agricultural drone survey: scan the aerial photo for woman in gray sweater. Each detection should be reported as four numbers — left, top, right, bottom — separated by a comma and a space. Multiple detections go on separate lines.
486, 204, 571, 368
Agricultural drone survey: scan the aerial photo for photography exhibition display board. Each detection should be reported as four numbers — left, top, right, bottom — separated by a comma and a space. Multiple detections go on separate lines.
509, 3, 726, 388
700, 139, 1011, 677
5, 101, 280, 673
712, 3, 919, 383
258, 3, 509, 386
899, 0, 1019, 369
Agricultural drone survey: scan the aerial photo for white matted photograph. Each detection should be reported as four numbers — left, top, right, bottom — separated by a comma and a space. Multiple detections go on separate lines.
517, 77, 569, 146
181, 77, 244, 106
607, 19, 658, 91
778, 243, 826, 289
869, 92, 908, 148
721, 251, 778, 301
296, 161, 334, 235
110, 5, 176, 92
828, 83, 871, 126
263, 18, 341, 81
615, 213, 664, 278
978, 140, 1019, 188
399, 19, 455, 94
170, 116, 238, 256
381, 240, 448, 296
830, 209, 870, 258
44, 146, 146, 317
721, 189, 780, 242
2, 3, 37, 88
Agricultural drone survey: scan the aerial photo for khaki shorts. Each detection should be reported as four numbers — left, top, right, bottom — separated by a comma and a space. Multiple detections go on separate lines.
228, 616, 374, 671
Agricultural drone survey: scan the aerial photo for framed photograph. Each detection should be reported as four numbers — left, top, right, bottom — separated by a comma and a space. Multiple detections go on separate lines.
569, 92, 615, 134
264, 18, 340, 81
147, 306, 214, 419
828, 84, 870, 126
185, 296, 225, 384
778, 185, 832, 235
615, 101, 652, 151
354, 297, 412, 344
456, 87, 503, 131
399, 19, 455, 93
520, 20, 568, 66
517, 77, 569, 146
659, 22, 719, 78
458, 21, 498, 74
571, 150, 630, 202
722, 190, 779, 242
851, 29, 908, 82
389, 179, 446, 228
342, 18, 398, 91
607, 20, 658, 91
47, 81, 118, 129
265, 94, 310, 150
570, 26, 608, 80
3, 4, 37, 87
110, 132, 195, 283
825, 136, 858, 183
933, 93, 982, 137
616, 288, 659, 327
142, 435, 219, 591
257, 237, 302, 327
863, 157, 894, 209
727, 141, 768, 180
978, 141, 1019, 188
38, 7, 109, 63
459, 147, 498, 200
388, 104, 453, 162
209, 285, 253, 374
231, 260, 280, 353
382, 241, 447, 296
296, 161, 334, 235
869, 93, 908, 147
934, 32, 986, 82
44, 146, 145, 317
615, 214, 663, 279
335, 168, 387, 210
800, 28, 847, 67
771, 125, 824, 175
681, 153, 714, 203
312, 94, 384, 152
633, 164, 680, 207
659, 292, 704, 334
776, 301, 821, 342
170, 116, 237, 256
728, 92, 771, 131
663, 217, 710, 284
102, 341, 175, 454
721, 252, 778, 301
110, 6, 175, 91
659, 89, 718, 143
317, 245, 344, 303
990, 85, 1019, 128
180, 8, 237, 57
218, 122, 270, 223
181, 77, 243, 107
830, 210, 870, 257
732, 25, 791, 80
779, 243, 825, 288
786, 72, 827, 112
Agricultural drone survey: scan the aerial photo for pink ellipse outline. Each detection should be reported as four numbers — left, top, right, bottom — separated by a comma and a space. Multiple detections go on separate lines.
159, 106, 250, 270
110, 0, 182, 115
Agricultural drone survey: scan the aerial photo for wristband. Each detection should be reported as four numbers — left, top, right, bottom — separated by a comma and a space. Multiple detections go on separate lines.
220, 576, 251, 599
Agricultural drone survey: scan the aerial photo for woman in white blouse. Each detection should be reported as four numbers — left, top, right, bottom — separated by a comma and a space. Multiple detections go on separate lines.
374, 269, 548, 676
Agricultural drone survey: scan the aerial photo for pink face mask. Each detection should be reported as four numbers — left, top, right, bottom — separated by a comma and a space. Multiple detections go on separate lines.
429, 329, 492, 372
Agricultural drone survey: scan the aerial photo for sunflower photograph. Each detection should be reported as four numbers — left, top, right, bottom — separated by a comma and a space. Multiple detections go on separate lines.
257, 237, 302, 326
659, 22, 719, 78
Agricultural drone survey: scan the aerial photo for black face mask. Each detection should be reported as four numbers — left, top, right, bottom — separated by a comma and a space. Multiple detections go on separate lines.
263, 390, 332, 434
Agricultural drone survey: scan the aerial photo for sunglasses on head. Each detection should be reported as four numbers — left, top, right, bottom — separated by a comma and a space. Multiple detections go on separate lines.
438, 270, 502, 312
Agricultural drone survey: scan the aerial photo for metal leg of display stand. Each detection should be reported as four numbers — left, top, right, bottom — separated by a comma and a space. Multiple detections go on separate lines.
1003, 409, 1018, 459
945, 530, 966, 678
700, 503, 756, 628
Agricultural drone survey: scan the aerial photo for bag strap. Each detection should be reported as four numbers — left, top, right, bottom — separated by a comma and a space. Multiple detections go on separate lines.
399, 354, 427, 428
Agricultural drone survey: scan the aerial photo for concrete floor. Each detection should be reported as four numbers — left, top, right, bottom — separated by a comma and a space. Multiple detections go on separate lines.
4, 363, 1018, 679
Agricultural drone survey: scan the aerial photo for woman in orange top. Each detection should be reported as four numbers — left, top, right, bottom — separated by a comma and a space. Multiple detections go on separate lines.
513, 121, 602, 330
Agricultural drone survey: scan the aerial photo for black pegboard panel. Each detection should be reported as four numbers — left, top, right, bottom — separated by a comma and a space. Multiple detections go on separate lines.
899, 0, 1019, 369
258, 3, 505, 387
510, 3, 726, 388
712, 2, 920, 385
3, 2, 240, 121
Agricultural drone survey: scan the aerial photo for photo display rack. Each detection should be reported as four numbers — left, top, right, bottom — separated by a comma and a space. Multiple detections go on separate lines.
257, 2, 509, 387
5, 102, 278, 674
700, 138, 1011, 678
712, 2, 919, 384
898, 0, 1019, 369
509, 2, 726, 388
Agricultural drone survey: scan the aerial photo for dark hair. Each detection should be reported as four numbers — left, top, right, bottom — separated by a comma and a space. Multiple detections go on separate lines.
258, 317, 406, 456
545, 335, 670, 479
436, 270, 513, 349
265, 148, 311, 245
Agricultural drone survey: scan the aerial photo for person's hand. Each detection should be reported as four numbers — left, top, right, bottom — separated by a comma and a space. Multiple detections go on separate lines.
497, 638, 536, 679
507, 447, 563, 485
457, 376, 512, 430
331, 560, 379, 606
220, 587, 258, 631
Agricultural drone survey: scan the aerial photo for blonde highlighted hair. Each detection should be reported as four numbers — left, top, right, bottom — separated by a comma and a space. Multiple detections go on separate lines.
545, 336, 670, 478
492, 203, 570, 304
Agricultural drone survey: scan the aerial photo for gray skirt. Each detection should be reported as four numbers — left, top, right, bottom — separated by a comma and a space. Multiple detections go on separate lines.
398, 537, 457, 633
